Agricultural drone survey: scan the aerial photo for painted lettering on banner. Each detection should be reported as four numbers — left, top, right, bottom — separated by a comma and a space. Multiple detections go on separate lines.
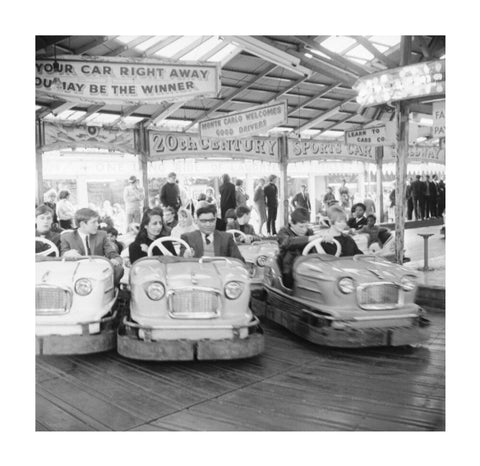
199, 101, 288, 139
36, 56, 220, 104
289, 139, 376, 162
433, 100, 445, 138
344, 126, 390, 146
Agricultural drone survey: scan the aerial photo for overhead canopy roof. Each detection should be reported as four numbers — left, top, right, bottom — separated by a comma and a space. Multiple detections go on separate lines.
36, 35, 445, 141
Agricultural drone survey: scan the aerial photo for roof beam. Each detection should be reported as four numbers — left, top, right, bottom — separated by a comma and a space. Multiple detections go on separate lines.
198, 40, 227, 61
107, 104, 144, 127
144, 101, 185, 127
74, 104, 105, 124
36, 36, 70, 52
36, 101, 71, 120
295, 97, 355, 132
142, 36, 182, 57
311, 113, 353, 138
287, 83, 340, 116
172, 36, 211, 60
74, 36, 118, 55
183, 63, 277, 131
295, 36, 370, 76
350, 36, 397, 68
268, 75, 310, 103
105, 36, 155, 56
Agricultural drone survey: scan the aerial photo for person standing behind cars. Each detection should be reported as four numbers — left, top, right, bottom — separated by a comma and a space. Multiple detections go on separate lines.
253, 178, 267, 236
123, 175, 145, 225
128, 207, 176, 264
56, 189, 76, 229
235, 179, 249, 208
323, 186, 336, 208
180, 203, 244, 261
411, 175, 425, 220
406, 178, 414, 220
160, 172, 182, 212
61, 208, 124, 285
291, 184, 311, 216
428, 174, 439, 218
44, 189, 59, 227
264, 174, 279, 235
35, 205, 61, 254
219, 173, 236, 221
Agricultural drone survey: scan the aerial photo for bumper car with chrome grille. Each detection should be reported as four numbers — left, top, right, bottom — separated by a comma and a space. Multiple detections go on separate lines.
251, 237, 430, 348
36, 238, 118, 355
117, 237, 264, 361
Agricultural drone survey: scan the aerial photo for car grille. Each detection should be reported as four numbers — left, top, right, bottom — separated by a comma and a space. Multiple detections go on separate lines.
247, 262, 257, 278
168, 289, 221, 319
357, 283, 400, 310
36, 285, 72, 315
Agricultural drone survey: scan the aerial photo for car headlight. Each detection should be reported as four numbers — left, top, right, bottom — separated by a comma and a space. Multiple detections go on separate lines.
146, 282, 166, 300
338, 277, 355, 294
400, 275, 417, 291
224, 281, 244, 299
256, 255, 267, 267
74, 278, 92, 296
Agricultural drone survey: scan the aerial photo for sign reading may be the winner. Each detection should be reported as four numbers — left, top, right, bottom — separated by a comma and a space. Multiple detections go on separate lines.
36, 56, 220, 104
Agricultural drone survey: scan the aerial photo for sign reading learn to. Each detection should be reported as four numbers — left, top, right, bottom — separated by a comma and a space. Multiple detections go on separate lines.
199, 101, 288, 139
344, 126, 389, 146
36, 56, 220, 104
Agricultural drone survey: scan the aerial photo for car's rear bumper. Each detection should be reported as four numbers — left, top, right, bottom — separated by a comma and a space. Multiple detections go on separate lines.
117, 316, 264, 361
255, 286, 431, 348
35, 311, 118, 355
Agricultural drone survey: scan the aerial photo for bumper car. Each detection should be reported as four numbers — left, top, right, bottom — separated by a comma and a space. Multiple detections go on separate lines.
35, 237, 118, 355
226, 229, 278, 289
252, 237, 430, 348
117, 237, 264, 361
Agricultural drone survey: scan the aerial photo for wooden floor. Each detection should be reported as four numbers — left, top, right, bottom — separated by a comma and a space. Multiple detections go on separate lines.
36, 313, 445, 431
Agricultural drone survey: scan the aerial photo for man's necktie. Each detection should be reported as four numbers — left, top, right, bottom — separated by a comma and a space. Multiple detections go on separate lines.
205, 234, 211, 245
86, 235, 91, 255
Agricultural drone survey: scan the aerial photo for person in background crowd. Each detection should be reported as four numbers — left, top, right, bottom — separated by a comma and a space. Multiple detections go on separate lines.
105, 226, 124, 254
171, 207, 198, 238
363, 192, 376, 217
177, 178, 190, 212
253, 178, 267, 236
56, 189, 75, 229
291, 184, 311, 216
437, 177, 446, 216
128, 207, 176, 264
406, 178, 414, 220
99, 200, 115, 229
205, 187, 218, 211
347, 203, 368, 230
219, 173, 236, 220
123, 175, 145, 225
224, 208, 237, 230
323, 186, 336, 208
235, 179, 249, 208
424, 175, 434, 219
35, 205, 61, 254
264, 174, 279, 235
160, 172, 181, 212
277, 207, 323, 288
122, 222, 140, 246
411, 175, 425, 220
338, 179, 350, 206
44, 189, 59, 226
180, 203, 244, 261
112, 203, 126, 235
163, 206, 178, 230
61, 208, 124, 285
227, 206, 260, 244
357, 214, 380, 246
428, 174, 439, 218
388, 185, 396, 222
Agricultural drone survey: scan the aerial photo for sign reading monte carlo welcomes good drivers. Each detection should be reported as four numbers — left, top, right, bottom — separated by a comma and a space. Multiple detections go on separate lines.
36, 56, 220, 104
199, 101, 288, 139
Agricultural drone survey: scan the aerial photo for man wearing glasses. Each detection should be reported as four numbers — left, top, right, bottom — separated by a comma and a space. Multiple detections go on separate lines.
180, 204, 244, 262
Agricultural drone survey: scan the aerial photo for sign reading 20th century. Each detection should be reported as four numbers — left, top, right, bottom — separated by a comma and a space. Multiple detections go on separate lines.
36, 56, 221, 104
199, 101, 288, 139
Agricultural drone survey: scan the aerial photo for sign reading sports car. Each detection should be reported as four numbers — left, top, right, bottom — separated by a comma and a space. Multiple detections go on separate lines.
36, 56, 220, 104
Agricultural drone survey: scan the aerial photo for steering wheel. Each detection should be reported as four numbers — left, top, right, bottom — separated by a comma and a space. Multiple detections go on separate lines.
35, 237, 59, 257
147, 236, 192, 257
302, 237, 342, 257
226, 229, 248, 243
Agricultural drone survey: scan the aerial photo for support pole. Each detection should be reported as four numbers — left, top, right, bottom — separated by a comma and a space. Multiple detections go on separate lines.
279, 135, 289, 227
375, 146, 384, 222
36, 149, 44, 207
136, 123, 149, 210
394, 36, 412, 265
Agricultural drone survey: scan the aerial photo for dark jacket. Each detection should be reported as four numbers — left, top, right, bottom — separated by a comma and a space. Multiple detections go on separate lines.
35, 229, 61, 255
129, 227, 176, 264
411, 179, 425, 198
347, 216, 368, 230
160, 182, 181, 210
291, 191, 311, 211
264, 182, 278, 208
60, 229, 120, 259
219, 182, 236, 217
180, 230, 244, 262
322, 234, 363, 257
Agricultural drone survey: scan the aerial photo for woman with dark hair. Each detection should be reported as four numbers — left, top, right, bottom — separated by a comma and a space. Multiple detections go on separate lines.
56, 190, 75, 229
235, 179, 249, 207
219, 173, 236, 220
253, 178, 267, 235
128, 207, 176, 264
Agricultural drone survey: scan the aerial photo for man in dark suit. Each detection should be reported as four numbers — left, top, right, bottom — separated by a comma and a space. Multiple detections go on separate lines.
264, 174, 279, 235
291, 184, 311, 215
219, 173, 236, 220
180, 204, 244, 262
411, 175, 425, 220
61, 208, 124, 284
429, 174, 439, 218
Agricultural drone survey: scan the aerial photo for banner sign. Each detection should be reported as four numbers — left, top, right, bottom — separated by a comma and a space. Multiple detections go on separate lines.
198, 101, 288, 139
42, 122, 136, 153
433, 100, 445, 138
344, 126, 389, 146
148, 131, 280, 162
36, 56, 221, 104
353, 59, 445, 107
384, 145, 445, 164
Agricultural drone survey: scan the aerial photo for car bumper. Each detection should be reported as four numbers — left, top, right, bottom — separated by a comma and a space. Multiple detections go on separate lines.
35, 311, 118, 355
117, 316, 264, 361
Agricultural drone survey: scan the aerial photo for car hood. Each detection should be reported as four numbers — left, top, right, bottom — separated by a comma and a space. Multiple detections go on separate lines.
238, 241, 278, 263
